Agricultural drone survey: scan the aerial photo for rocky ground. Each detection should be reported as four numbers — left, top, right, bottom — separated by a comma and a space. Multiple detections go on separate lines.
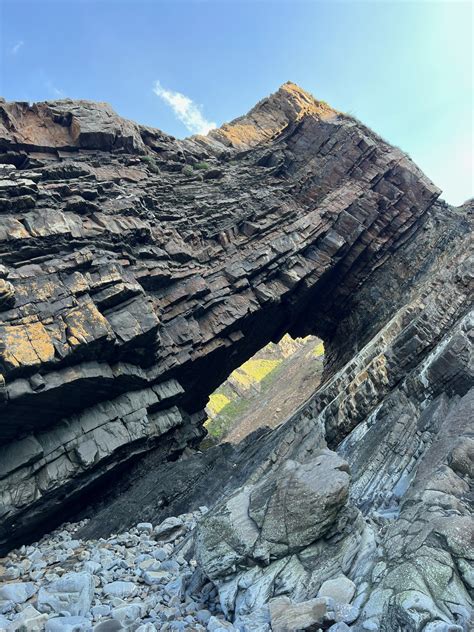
0, 510, 227, 632
0, 506, 367, 632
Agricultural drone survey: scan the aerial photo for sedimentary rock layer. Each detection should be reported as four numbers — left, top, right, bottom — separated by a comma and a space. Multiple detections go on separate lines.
0, 83, 441, 550
0, 83, 472, 631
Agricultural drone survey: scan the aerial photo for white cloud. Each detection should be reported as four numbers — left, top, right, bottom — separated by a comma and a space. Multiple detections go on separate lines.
11, 40, 24, 55
45, 80, 66, 98
153, 80, 216, 135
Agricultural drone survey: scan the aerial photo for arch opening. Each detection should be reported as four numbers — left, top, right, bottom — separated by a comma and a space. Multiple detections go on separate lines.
202, 334, 325, 447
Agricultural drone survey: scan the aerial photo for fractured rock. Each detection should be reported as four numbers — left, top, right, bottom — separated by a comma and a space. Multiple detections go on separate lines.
195, 450, 350, 579
37, 572, 94, 617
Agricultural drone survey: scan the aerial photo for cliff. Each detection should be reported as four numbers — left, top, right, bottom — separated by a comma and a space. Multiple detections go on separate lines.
0, 83, 471, 631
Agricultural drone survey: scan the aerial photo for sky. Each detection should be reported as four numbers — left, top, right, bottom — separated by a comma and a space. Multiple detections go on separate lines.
0, 0, 472, 205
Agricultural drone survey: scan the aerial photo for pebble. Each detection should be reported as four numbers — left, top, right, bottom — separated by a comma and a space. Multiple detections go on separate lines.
0, 582, 36, 604
102, 581, 137, 599
0, 508, 224, 632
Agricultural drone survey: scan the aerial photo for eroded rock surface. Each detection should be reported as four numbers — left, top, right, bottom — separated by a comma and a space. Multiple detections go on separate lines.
0, 83, 472, 631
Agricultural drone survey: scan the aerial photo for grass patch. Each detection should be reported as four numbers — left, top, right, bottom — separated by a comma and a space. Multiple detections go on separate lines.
204, 358, 283, 442
181, 165, 194, 176
313, 341, 325, 357
207, 392, 231, 416
140, 155, 161, 174
204, 393, 250, 439
233, 358, 281, 388
194, 161, 210, 170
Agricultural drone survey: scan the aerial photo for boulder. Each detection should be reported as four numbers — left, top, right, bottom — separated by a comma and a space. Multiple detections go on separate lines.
37, 572, 94, 617
195, 450, 350, 579
269, 596, 328, 631
317, 576, 356, 604
250, 450, 350, 558
0, 582, 36, 604
45, 616, 91, 632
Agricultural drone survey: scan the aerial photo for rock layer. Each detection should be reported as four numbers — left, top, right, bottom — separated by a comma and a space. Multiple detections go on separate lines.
0, 83, 472, 631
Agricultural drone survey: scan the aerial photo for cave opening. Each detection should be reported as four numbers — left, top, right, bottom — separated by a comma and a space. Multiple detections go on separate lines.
201, 334, 325, 448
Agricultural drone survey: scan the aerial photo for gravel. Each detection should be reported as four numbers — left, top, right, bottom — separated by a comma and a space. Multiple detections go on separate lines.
0, 507, 239, 632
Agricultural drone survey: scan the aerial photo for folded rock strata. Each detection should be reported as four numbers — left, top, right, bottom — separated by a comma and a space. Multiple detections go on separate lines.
0, 83, 472, 631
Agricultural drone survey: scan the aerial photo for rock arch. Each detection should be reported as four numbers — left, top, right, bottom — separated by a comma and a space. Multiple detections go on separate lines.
0, 83, 462, 558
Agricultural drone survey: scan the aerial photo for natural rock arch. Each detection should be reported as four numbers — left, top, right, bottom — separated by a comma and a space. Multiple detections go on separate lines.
0, 83, 464, 560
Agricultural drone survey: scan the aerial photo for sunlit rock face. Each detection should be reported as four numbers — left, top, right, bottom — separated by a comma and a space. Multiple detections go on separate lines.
0, 84, 472, 631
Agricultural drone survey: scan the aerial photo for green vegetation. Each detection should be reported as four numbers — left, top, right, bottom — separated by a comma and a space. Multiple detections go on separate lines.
181, 164, 194, 176
194, 161, 211, 170
140, 155, 161, 174
207, 392, 231, 416
203, 336, 325, 446
181, 165, 194, 176
313, 341, 325, 356
233, 358, 281, 388
204, 358, 284, 442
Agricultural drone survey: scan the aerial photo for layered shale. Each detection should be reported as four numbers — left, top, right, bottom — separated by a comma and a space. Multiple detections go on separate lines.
0, 83, 472, 631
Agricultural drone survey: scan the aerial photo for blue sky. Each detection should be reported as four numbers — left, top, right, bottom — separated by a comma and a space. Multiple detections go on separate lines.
0, 0, 472, 205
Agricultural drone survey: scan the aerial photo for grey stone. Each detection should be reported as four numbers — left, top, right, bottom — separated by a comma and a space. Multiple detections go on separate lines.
332, 602, 359, 624
0, 601, 14, 615
196, 609, 211, 625
45, 616, 91, 632
143, 570, 171, 585
6, 605, 49, 632
0, 582, 36, 604
154, 517, 185, 541
317, 576, 356, 604
195, 451, 350, 580
153, 548, 168, 562
250, 451, 350, 556
328, 624, 351, 632
102, 582, 137, 599
93, 621, 123, 632
111, 603, 144, 625
269, 596, 329, 631
206, 616, 235, 631
423, 623, 463, 632
38, 572, 94, 616
91, 605, 111, 618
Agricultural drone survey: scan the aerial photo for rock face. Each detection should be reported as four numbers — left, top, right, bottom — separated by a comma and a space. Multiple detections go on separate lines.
0, 83, 472, 631
195, 450, 350, 579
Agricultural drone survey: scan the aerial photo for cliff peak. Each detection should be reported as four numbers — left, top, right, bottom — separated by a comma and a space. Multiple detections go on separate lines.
206, 81, 337, 149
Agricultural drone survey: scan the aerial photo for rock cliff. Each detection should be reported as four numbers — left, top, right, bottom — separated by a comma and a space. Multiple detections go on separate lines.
0, 83, 471, 631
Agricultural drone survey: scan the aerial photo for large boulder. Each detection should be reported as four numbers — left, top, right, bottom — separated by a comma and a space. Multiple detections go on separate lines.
249, 450, 350, 560
195, 450, 350, 579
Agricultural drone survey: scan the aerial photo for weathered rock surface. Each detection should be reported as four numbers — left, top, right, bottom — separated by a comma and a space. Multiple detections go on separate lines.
195, 450, 350, 578
0, 82, 472, 631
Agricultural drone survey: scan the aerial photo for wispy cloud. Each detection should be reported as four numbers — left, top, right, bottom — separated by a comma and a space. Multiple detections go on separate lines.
10, 40, 24, 55
45, 80, 66, 98
153, 80, 216, 135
